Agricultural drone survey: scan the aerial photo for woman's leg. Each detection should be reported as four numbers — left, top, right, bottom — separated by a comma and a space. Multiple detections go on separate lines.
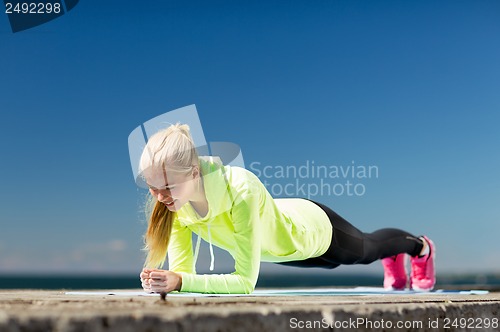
279, 199, 435, 290
277, 257, 340, 269
308, 200, 424, 265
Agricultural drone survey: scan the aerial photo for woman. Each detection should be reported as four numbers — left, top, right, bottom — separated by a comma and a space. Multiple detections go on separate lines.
139, 123, 435, 294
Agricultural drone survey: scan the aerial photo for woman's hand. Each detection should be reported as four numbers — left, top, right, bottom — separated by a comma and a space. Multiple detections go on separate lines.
140, 268, 182, 293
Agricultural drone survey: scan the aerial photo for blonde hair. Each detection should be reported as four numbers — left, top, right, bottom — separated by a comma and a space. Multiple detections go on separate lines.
139, 123, 199, 268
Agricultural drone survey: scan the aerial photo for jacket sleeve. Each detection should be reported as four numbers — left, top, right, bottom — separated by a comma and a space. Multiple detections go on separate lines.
178, 193, 261, 294
167, 217, 195, 274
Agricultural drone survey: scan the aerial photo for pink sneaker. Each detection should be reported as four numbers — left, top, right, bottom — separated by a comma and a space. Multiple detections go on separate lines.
410, 236, 436, 291
381, 253, 407, 290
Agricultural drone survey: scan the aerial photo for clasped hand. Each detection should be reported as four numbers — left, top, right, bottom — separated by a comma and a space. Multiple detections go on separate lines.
140, 268, 182, 293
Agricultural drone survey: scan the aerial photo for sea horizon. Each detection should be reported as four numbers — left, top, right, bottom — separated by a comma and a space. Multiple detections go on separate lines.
1, 272, 499, 291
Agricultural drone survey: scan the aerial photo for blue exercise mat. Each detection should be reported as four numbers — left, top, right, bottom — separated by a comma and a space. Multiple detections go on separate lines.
66, 287, 489, 297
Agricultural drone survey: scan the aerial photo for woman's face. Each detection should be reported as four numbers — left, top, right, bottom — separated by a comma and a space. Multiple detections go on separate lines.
146, 166, 197, 211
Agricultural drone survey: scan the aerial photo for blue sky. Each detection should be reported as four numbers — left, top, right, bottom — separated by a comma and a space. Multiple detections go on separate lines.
0, 0, 499, 277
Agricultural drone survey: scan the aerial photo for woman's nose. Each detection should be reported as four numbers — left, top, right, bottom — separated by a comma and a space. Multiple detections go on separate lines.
157, 193, 164, 201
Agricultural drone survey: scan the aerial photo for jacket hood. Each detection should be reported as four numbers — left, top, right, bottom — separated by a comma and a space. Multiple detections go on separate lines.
176, 155, 233, 225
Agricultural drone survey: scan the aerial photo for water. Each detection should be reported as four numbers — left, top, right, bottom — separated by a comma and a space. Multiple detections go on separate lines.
1, 273, 499, 290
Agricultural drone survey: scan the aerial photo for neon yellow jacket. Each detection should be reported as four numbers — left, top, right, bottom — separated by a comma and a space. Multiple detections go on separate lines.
169, 156, 333, 294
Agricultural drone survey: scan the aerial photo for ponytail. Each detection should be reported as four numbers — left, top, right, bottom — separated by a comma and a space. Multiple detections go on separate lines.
143, 196, 175, 268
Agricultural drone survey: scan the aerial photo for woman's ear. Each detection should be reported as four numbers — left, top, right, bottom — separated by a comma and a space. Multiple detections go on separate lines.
191, 165, 200, 179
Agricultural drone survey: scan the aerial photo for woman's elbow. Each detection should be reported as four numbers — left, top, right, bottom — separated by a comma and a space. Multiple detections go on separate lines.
240, 278, 256, 294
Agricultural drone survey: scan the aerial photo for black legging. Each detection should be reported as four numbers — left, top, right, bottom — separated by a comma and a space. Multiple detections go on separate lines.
277, 200, 424, 269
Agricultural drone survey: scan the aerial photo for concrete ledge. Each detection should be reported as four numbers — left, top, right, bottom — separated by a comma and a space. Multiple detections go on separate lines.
1, 290, 498, 331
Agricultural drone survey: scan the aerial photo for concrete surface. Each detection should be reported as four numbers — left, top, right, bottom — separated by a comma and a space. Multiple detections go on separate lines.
0, 289, 498, 331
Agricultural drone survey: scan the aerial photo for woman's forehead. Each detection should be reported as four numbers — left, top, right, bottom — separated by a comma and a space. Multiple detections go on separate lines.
144, 166, 183, 186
